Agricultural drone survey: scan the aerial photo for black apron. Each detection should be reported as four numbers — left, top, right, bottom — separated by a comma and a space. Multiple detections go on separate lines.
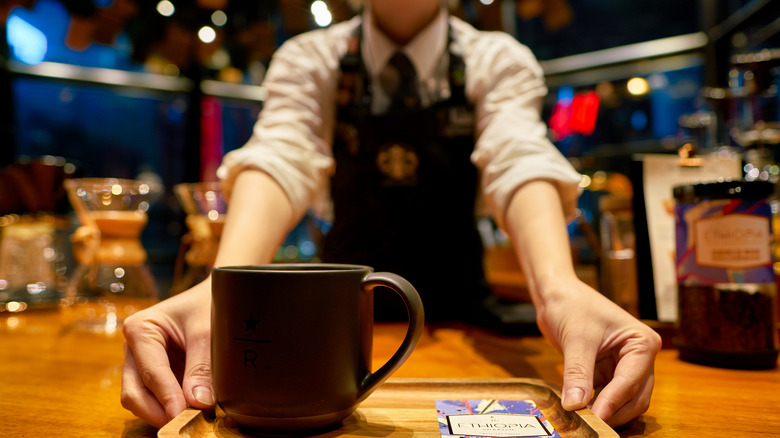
322, 23, 490, 322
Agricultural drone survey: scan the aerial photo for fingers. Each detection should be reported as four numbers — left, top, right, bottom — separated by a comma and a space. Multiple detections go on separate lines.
560, 338, 596, 411
181, 334, 215, 409
589, 334, 660, 426
121, 320, 188, 428
121, 346, 170, 428
597, 367, 655, 427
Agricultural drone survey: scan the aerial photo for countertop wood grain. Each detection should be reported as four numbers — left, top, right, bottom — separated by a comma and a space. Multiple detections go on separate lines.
1, 310, 778, 437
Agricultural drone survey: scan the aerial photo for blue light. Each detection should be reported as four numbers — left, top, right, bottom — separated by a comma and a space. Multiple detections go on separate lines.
631, 109, 648, 131
299, 241, 317, 258
557, 85, 575, 106
7, 15, 48, 65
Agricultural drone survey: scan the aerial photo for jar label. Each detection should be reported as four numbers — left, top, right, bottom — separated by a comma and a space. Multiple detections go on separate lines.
695, 214, 771, 268
676, 199, 774, 285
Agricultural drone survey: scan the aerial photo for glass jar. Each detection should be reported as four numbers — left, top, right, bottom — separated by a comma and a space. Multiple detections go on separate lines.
598, 195, 639, 317
673, 180, 779, 369
0, 214, 71, 311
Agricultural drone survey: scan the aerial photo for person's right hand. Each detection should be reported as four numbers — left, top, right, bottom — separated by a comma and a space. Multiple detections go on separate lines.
120, 170, 296, 428
120, 279, 215, 428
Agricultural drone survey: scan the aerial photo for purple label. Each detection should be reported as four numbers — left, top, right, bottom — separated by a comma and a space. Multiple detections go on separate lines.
435, 399, 561, 438
675, 198, 774, 285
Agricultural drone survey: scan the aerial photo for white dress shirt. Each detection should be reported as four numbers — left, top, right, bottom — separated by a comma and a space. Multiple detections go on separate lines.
216, 7, 582, 230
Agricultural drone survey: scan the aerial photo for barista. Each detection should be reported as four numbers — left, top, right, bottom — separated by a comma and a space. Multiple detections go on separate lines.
120, 0, 661, 430
323, 11, 488, 322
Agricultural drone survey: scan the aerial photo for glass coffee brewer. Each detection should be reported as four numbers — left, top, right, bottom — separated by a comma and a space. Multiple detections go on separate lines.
171, 181, 226, 294
60, 178, 161, 332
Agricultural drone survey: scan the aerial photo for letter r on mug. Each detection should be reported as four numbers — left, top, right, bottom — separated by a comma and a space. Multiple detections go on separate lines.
244, 349, 258, 368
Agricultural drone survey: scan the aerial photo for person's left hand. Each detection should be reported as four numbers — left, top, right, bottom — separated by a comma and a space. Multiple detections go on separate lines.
533, 276, 662, 427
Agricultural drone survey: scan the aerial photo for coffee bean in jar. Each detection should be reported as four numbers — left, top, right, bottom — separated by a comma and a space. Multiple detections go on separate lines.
673, 180, 779, 369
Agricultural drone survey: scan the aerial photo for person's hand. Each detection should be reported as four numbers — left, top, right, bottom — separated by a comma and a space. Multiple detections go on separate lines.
534, 277, 662, 427
120, 280, 214, 428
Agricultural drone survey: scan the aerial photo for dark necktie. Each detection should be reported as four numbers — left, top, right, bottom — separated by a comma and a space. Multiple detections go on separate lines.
380, 51, 420, 110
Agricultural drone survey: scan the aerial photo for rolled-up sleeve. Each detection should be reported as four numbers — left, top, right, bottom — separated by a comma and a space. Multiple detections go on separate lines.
217, 21, 356, 221
458, 22, 582, 229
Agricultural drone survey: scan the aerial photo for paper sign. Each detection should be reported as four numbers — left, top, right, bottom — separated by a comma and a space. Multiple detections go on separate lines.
436, 399, 561, 438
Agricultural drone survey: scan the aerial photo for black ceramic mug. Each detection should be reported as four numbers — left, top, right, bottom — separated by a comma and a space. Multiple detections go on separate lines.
211, 264, 425, 434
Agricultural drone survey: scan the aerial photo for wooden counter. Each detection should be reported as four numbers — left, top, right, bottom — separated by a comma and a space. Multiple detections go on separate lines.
1, 309, 778, 437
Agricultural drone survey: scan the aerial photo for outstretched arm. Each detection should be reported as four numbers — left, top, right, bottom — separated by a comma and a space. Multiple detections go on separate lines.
503, 179, 661, 427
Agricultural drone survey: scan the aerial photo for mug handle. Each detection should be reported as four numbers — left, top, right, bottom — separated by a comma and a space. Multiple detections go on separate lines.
356, 271, 425, 402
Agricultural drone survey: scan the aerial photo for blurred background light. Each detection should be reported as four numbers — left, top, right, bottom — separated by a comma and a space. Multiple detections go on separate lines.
627, 77, 650, 95
211, 10, 228, 27
557, 84, 575, 105
631, 109, 648, 131
156, 0, 175, 17
198, 26, 217, 43
311, 1, 332, 27
7, 15, 48, 65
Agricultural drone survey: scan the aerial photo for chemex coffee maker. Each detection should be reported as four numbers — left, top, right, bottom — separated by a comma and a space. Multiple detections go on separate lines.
60, 177, 161, 332
171, 181, 226, 294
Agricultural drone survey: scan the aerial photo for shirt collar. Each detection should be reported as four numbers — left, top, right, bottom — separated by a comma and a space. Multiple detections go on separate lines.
362, 7, 448, 81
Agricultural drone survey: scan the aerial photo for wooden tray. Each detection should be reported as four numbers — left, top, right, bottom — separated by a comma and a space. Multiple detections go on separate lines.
158, 378, 617, 437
